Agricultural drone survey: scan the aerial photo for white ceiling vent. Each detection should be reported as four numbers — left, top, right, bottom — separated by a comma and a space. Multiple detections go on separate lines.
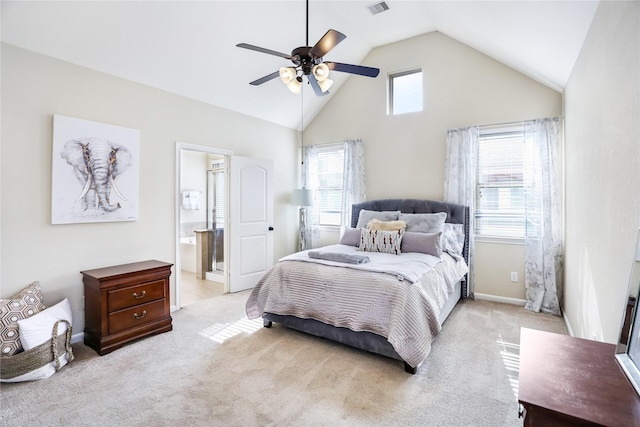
367, 1, 390, 15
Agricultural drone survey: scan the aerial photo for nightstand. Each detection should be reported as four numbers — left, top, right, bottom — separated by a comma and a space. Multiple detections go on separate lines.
518, 328, 640, 426
82, 260, 173, 355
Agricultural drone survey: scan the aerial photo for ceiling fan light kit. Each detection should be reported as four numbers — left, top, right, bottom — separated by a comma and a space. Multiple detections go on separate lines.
236, 0, 380, 97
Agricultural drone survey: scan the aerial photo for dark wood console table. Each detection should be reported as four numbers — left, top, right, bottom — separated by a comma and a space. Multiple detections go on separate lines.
82, 260, 173, 355
518, 328, 640, 426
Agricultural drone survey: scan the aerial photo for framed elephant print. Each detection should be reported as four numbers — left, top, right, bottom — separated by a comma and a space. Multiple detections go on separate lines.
51, 115, 140, 224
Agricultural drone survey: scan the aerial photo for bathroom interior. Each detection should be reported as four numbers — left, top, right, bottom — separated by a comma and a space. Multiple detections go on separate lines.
180, 149, 227, 306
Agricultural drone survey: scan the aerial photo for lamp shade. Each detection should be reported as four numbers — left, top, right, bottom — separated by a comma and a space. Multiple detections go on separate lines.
318, 78, 333, 93
292, 188, 313, 206
279, 67, 296, 84
312, 63, 330, 82
287, 78, 302, 94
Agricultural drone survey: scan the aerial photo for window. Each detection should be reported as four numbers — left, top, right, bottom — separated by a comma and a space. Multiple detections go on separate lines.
316, 145, 345, 227
475, 128, 525, 239
389, 69, 422, 115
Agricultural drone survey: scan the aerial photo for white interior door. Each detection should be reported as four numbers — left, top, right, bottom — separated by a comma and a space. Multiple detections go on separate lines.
229, 156, 274, 292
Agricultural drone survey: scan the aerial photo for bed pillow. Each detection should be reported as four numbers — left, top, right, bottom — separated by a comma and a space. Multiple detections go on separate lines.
367, 219, 407, 231
355, 210, 401, 229
359, 229, 404, 255
0, 282, 46, 356
442, 223, 465, 256
339, 227, 361, 247
401, 232, 442, 257
18, 298, 72, 351
399, 212, 447, 233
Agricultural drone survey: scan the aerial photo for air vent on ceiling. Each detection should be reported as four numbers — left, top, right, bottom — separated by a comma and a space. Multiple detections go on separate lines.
367, 1, 390, 15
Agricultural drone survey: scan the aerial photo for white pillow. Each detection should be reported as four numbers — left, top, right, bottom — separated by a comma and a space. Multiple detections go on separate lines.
18, 298, 72, 350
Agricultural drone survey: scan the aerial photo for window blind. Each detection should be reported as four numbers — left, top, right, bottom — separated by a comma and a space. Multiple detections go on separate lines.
476, 131, 525, 238
317, 145, 345, 226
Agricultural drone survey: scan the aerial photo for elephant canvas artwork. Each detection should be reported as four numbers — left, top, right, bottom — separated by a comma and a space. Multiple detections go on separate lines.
51, 115, 139, 224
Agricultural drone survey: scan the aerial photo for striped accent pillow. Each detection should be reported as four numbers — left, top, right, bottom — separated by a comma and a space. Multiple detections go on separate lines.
359, 229, 404, 255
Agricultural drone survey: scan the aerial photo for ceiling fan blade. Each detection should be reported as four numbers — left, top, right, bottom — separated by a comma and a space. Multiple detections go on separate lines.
326, 62, 380, 78
249, 71, 280, 86
307, 74, 329, 97
309, 29, 346, 58
236, 43, 291, 60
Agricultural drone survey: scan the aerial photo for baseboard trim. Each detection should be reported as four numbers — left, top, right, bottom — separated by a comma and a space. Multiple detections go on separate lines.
71, 332, 84, 345
474, 293, 526, 306
562, 312, 574, 337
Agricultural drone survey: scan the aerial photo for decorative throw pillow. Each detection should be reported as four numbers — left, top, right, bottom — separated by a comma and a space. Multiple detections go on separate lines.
401, 232, 443, 257
359, 229, 404, 255
0, 282, 46, 356
442, 223, 465, 256
339, 227, 361, 247
367, 219, 407, 231
399, 212, 447, 233
18, 298, 72, 351
355, 209, 401, 229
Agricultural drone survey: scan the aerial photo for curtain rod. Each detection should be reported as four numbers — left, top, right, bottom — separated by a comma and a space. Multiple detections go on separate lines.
475, 116, 564, 130
300, 139, 346, 147
301, 139, 363, 147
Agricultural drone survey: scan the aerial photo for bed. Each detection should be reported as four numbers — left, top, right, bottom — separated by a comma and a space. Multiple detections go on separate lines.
245, 199, 470, 373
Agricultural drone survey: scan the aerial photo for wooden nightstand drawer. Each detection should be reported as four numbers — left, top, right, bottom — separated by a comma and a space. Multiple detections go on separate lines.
108, 299, 167, 334
108, 279, 166, 312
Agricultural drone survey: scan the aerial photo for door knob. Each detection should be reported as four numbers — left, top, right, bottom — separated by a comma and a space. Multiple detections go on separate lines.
268, 227, 274, 231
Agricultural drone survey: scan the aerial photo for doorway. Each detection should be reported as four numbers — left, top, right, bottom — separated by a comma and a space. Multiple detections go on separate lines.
176, 143, 231, 309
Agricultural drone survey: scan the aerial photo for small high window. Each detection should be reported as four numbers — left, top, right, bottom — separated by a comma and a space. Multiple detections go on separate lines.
389, 69, 423, 115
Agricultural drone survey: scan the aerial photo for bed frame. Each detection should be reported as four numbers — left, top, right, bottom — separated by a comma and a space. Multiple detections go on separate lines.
263, 198, 470, 374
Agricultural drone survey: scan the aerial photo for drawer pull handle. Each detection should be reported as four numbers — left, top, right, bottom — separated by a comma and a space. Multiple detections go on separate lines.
132, 291, 146, 299
133, 310, 147, 320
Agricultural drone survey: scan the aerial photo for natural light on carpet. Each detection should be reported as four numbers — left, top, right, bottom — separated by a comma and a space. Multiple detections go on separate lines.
199, 317, 263, 344
497, 336, 521, 398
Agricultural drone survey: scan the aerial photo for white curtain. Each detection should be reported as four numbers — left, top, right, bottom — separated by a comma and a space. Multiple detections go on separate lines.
301, 145, 320, 250
444, 126, 479, 297
523, 117, 563, 315
302, 140, 366, 250
340, 139, 366, 228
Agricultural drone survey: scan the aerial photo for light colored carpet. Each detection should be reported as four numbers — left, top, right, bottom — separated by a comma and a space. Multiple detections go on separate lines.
0, 291, 566, 426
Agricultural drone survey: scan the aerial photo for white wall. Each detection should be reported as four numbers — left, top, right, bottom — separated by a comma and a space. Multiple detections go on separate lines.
305, 31, 561, 300
1, 44, 298, 334
563, 1, 640, 342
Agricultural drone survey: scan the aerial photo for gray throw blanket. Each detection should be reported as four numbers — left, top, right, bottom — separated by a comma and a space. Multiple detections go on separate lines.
308, 250, 370, 264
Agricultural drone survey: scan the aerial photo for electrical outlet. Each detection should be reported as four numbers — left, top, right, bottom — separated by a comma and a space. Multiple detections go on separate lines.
510, 272, 518, 282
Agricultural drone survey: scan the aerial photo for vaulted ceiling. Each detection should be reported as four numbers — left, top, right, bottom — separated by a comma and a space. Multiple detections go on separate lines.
1, 1, 599, 130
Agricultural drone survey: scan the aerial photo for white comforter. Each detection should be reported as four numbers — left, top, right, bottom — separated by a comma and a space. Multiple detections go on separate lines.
245, 244, 468, 368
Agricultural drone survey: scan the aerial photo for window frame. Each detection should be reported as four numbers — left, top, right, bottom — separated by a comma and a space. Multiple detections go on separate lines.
475, 126, 526, 243
388, 68, 423, 115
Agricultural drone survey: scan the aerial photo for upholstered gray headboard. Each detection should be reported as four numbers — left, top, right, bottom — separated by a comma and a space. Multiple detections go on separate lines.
351, 198, 470, 297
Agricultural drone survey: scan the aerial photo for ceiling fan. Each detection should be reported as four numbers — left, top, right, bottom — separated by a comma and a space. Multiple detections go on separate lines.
236, 0, 380, 96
